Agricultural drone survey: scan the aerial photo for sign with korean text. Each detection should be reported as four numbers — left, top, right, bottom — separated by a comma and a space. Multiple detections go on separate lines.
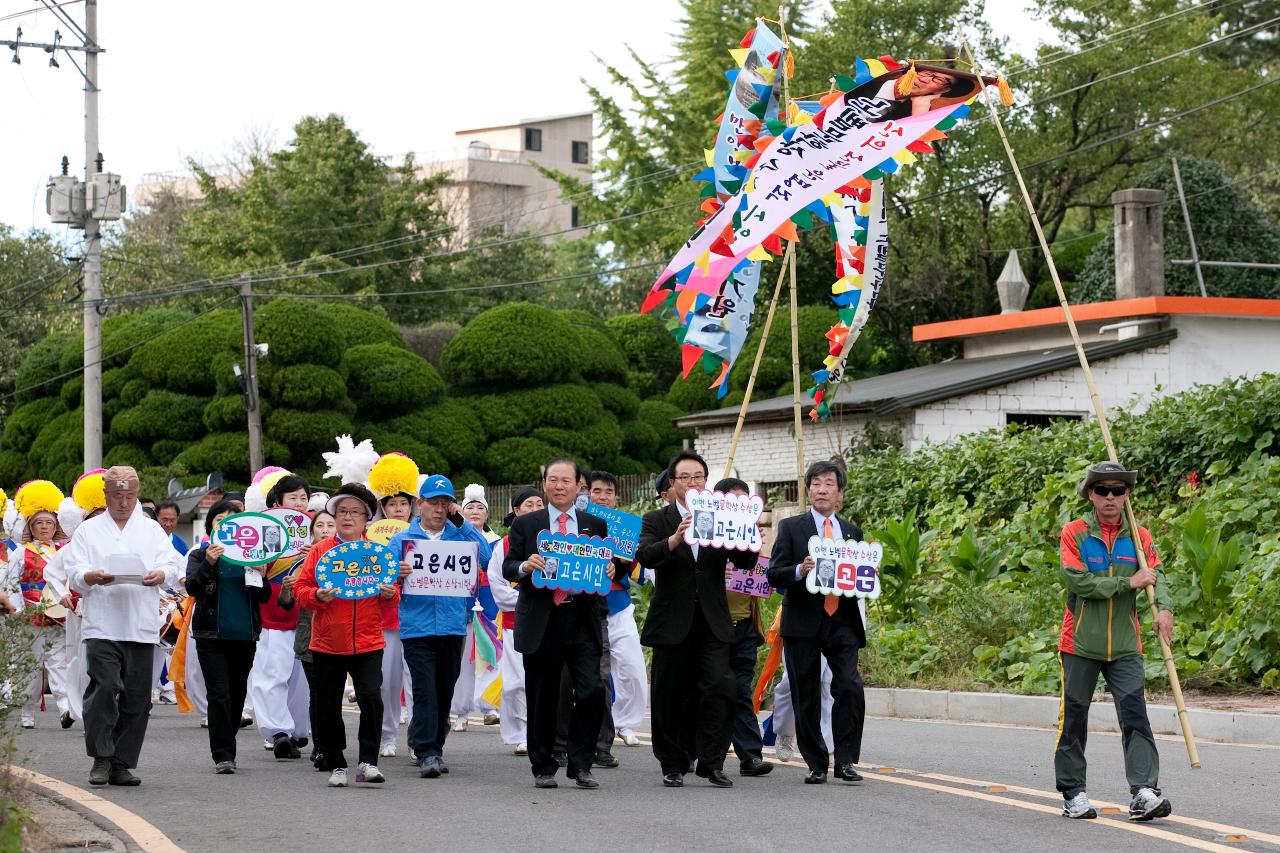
726, 554, 773, 598
581, 503, 642, 561
805, 535, 882, 599
265, 508, 311, 559
214, 511, 291, 567
314, 540, 398, 600
402, 539, 479, 598
366, 518, 409, 545
533, 531, 613, 597
683, 489, 764, 552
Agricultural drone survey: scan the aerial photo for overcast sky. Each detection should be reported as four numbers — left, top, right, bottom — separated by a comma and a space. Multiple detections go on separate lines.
0, 0, 1053, 233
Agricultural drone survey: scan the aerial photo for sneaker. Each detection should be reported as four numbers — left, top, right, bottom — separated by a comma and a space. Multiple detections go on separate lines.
355, 762, 385, 784
89, 758, 111, 786
774, 735, 796, 762
418, 755, 442, 779
1129, 787, 1172, 822
214, 761, 236, 775
1062, 792, 1098, 819
157, 693, 177, 705
379, 743, 397, 758
344, 686, 356, 703
483, 712, 500, 726
593, 751, 620, 768
399, 708, 410, 726
619, 729, 640, 747
514, 743, 528, 756
20, 716, 35, 729
451, 717, 468, 732
327, 768, 348, 788
199, 717, 209, 728
107, 767, 141, 786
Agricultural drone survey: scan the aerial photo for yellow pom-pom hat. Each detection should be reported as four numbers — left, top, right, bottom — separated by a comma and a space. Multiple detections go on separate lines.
367, 452, 420, 504
72, 468, 107, 512
14, 479, 65, 520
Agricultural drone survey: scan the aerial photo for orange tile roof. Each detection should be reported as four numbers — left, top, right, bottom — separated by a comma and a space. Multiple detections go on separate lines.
912, 296, 1280, 342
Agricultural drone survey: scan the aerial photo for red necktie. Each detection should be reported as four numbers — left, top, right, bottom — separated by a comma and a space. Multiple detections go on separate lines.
822, 517, 838, 616
553, 512, 570, 605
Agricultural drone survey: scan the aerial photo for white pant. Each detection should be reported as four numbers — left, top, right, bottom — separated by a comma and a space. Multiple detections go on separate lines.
450, 624, 498, 717
497, 629, 526, 745
153, 646, 175, 700
380, 629, 412, 747
251, 628, 310, 741
63, 613, 87, 720
21, 625, 71, 719
606, 605, 647, 733
185, 636, 207, 716
772, 661, 833, 752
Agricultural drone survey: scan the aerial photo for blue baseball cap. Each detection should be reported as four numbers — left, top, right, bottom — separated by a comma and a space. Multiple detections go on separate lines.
419, 474, 455, 501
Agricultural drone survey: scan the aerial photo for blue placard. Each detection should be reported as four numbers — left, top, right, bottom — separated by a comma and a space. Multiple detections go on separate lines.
314, 540, 399, 600
532, 531, 614, 597
581, 503, 642, 561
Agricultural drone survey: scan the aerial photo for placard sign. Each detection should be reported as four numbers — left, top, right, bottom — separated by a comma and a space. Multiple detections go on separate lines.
265, 508, 311, 559
683, 489, 764, 552
366, 518, 409, 545
215, 512, 291, 567
581, 503, 642, 561
402, 539, 479, 597
533, 531, 613, 597
805, 535, 883, 599
314, 540, 398, 600
726, 554, 773, 598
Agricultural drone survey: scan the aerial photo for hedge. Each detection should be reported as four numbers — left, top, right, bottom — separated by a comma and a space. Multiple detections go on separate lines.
255, 298, 343, 368
103, 442, 152, 470
569, 324, 628, 383
173, 432, 290, 481
475, 384, 604, 438
532, 415, 623, 461
441, 302, 575, 388
129, 308, 240, 393
109, 390, 208, 445
13, 333, 72, 405
605, 313, 679, 397
28, 409, 82, 478
388, 398, 485, 469
345, 343, 444, 415
318, 302, 407, 350
1, 398, 65, 452
265, 408, 355, 457
666, 372, 720, 414
484, 437, 565, 484
150, 439, 189, 466
621, 419, 661, 461
357, 427, 448, 478
269, 364, 350, 410
595, 383, 641, 419
101, 366, 133, 400
636, 400, 692, 456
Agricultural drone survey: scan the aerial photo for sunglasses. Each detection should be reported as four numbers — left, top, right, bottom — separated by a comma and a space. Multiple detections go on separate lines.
1091, 484, 1129, 497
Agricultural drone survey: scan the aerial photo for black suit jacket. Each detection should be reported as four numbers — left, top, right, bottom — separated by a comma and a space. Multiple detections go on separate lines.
766, 511, 866, 646
501, 507, 608, 655
636, 503, 758, 647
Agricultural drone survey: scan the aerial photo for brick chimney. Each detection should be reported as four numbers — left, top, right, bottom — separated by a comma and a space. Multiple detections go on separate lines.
1112, 188, 1165, 299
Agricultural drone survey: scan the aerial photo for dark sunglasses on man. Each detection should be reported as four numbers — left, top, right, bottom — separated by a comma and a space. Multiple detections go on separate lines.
1092, 484, 1129, 497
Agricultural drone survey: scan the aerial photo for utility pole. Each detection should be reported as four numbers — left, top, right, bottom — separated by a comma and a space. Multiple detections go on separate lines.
238, 275, 264, 473
82, 0, 102, 470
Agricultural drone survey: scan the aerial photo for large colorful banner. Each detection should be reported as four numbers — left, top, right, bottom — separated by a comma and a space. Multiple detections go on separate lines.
314, 540, 399, 600
533, 531, 614, 596
214, 511, 291, 567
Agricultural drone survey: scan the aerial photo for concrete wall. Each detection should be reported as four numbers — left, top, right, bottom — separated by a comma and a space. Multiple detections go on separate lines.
1166, 315, 1280, 390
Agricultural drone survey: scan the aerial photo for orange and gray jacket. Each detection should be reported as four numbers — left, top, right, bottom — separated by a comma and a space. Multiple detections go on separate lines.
1057, 512, 1171, 661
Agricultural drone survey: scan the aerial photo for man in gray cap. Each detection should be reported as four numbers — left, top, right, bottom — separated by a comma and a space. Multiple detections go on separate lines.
1054, 461, 1173, 822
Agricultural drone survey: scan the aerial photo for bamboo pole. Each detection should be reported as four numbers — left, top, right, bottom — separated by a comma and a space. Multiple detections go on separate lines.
721, 246, 793, 479
965, 45, 1200, 769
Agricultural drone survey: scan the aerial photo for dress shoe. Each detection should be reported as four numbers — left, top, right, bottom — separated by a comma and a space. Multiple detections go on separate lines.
60, 712, 74, 729
272, 733, 293, 760
739, 758, 774, 777
662, 772, 684, 788
573, 770, 600, 789
696, 768, 733, 788
835, 764, 863, 782
534, 775, 558, 789
108, 768, 141, 786
804, 770, 827, 784
593, 751, 619, 768
553, 751, 568, 768
88, 758, 111, 786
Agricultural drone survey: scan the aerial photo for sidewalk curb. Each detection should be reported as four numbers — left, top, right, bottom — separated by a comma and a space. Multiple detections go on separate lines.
866, 687, 1280, 746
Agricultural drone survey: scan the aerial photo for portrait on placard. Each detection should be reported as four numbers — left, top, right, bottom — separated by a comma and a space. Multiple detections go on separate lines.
806, 534, 883, 599
533, 531, 612, 596
682, 488, 764, 552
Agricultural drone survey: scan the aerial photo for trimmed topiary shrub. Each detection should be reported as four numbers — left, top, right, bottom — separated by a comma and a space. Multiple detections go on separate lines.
204, 395, 248, 433
357, 427, 448, 478
621, 419, 661, 462
265, 409, 354, 457
388, 398, 485, 470
14, 333, 72, 405
606, 313, 680, 397
402, 321, 461, 369
345, 343, 444, 415
150, 439, 188, 466
595, 383, 641, 419
532, 415, 623, 461
101, 366, 133, 400
269, 364, 350, 411
113, 390, 207, 444
211, 352, 242, 396
28, 409, 83, 475
484, 437, 565, 484
568, 325, 628, 383
129, 308, 239, 393
318, 302, 407, 350
173, 432, 290, 481
666, 373, 720, 414
475, 384, 604, 438
1, 398, 66, 452
255, 298, 343, 368
100, 308, 192, 370
637, 400, 693, 458
104, 442, 152, 469
441, 303, 575, 388
0, 449, 32, 485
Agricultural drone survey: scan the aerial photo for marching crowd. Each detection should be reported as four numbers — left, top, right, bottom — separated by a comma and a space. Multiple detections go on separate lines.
1, 447, 1175, 820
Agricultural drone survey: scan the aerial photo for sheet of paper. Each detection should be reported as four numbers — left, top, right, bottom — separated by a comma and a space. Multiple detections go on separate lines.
107, 552, 147, 584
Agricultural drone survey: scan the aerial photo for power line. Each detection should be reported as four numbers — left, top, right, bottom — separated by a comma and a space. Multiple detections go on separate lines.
0, 0, 81, 24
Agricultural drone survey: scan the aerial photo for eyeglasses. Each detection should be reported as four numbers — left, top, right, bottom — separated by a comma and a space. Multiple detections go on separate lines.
335, 508, 368, 519
673, 473, 707, 484
1091, 485, 1129, 497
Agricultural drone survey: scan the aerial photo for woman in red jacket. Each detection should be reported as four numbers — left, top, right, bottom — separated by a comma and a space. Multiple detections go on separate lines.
293, 483, 399, 788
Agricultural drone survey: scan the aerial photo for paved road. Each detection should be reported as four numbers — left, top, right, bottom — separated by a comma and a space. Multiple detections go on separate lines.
15, 704, 1280, 852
